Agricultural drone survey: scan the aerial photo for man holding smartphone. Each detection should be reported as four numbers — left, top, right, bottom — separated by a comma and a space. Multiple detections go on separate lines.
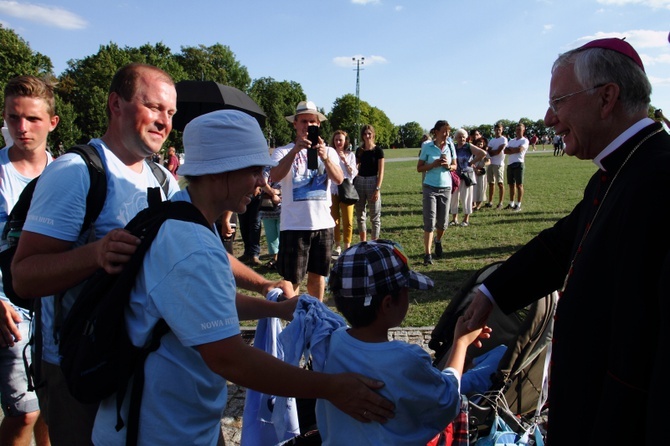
270, 101, 343, 300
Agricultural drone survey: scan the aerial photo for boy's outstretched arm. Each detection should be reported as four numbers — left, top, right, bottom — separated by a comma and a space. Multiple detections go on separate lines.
444, 316, 492, 377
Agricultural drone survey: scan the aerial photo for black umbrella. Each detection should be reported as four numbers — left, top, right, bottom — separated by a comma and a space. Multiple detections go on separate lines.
172, 80, 266, 131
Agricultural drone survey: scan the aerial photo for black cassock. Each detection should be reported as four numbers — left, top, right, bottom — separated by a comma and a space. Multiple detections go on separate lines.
484, 121, 670, 445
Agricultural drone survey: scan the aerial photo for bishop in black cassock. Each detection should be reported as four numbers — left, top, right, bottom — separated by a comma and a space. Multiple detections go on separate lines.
465, 38, 669, 445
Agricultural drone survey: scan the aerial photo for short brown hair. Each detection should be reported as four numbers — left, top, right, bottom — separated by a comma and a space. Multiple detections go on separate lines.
4, 75, 57, 117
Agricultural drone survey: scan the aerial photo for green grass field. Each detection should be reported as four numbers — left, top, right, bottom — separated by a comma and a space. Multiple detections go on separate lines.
240, 147, 596, 327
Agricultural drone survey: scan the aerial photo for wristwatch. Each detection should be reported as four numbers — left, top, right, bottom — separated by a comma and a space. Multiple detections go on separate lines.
375, 186, 380, 191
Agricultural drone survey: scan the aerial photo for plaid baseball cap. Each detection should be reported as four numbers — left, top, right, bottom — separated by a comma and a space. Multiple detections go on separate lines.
329, 240, 434, 306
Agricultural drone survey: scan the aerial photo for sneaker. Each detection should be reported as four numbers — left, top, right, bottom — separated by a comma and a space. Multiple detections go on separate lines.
484, 202, 493, 208
423, 254, 433, 266
449, 220, 459, 226
514, 204, 522, 211
496, 203, 503, 210
504, 203, 515, 210
460, 221, 469, 227
434, 240, 443, 258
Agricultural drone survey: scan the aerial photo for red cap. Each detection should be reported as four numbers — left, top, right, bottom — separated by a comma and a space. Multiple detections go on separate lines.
577, 37, 644, 72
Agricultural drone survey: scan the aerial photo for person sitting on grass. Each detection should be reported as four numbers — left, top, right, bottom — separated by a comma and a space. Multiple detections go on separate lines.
315, 240, 492, 445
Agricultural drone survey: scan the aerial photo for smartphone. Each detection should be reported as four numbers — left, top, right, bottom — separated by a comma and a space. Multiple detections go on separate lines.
307, 125, 319, 169
655, 109, 663, 119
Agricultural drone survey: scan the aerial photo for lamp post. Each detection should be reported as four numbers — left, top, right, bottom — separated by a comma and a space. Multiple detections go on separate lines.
352, 56, 364, 149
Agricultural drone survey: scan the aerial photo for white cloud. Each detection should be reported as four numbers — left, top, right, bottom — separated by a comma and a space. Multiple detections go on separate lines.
543, 24, 554, 34
333, 55, 388, 67
0, 1, 87, 29
575, 30, 669, 49
395, 5, 403, 11
649, 75, 670, 85
596, 0, 670, 9
351, 0, 381, 4
643, 52, 670, 66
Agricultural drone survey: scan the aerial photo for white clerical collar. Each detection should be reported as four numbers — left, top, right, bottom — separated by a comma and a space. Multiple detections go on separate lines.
593, 117, 655, 171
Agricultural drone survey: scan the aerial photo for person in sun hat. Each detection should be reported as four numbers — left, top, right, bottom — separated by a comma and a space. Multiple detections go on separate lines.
315, 239, 493, 445
270, 100, 343, 301
464, 37, 670, 444
91, 109, 394, 446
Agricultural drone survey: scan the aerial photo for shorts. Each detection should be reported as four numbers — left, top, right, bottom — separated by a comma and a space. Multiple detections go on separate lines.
36, 360, 98, 444
277, 229, 333, 284
0, 319, 39, 416
422, 184, 450, 232
507, 162, 525, 185
486, 164, 504, 184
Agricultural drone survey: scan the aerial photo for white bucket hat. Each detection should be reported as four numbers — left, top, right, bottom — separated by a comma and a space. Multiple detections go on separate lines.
179, 109, 277, 176
285, 100, 328, 123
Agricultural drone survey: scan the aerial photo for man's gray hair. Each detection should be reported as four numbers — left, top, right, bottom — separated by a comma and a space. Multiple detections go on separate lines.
552, 47, 651, 116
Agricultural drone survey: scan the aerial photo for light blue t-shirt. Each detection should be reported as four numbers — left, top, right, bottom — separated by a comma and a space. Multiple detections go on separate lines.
0, 146, 52, 320
92, 189, 240, 446
419, 140, 454, 188
315, 327, 462, 445
22, 139, 179, 364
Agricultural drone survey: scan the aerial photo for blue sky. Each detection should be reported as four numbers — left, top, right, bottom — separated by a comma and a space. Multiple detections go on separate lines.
1, 0, 669, 131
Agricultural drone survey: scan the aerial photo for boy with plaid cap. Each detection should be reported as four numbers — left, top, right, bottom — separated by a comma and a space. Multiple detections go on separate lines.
316, 240, 491, 444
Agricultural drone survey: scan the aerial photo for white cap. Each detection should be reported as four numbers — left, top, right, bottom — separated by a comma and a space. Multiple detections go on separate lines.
285, 100, 328, 123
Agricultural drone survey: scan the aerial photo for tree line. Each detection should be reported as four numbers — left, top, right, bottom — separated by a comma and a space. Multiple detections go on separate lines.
1, 25, 661, 154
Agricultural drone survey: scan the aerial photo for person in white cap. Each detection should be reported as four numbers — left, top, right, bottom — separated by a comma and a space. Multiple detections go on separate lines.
270, 100, 343, 301
92, 109, 394, 445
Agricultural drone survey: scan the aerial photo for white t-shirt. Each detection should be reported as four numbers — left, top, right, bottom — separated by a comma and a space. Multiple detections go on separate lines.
23, 139, 180, 364
0, 146, 52, 319
487, 136, 508, 166
93, 189, 239, 446
271, 143, 337, 231
507, 137, 529, 164
329, 151, 358, 195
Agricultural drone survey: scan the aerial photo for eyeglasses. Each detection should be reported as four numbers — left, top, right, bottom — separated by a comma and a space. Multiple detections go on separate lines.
548, 84, 605, 113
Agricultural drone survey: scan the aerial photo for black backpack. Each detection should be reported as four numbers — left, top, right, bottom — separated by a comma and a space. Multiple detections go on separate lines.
0, 144, 169, 312
58, 188, 211, 445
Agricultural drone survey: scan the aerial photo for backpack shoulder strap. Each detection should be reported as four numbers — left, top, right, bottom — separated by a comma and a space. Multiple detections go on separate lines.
117, 193, 211, 446
146, 161, 170, 198
66, 144, 107, 233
